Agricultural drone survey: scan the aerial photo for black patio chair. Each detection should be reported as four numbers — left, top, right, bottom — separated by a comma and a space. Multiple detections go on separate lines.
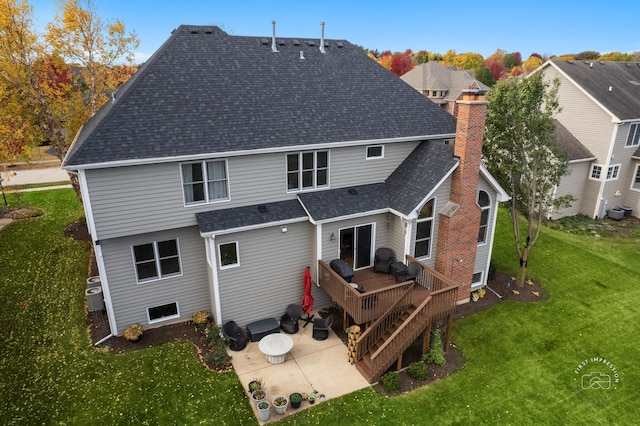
312, 315, 334, 341
396, 262, 422, 284
222, 320, 249, 351
280, 304, 303, 334
373, 247, 394, 274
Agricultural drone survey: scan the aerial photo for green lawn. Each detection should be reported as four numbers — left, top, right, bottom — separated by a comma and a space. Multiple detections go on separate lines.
1, 191, 639, 424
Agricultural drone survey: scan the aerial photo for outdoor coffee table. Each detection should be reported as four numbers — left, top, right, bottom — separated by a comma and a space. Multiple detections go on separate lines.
258, 333, 293, 364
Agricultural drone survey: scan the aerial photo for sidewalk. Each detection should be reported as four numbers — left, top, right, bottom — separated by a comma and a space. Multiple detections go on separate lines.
3, 167, 70, 186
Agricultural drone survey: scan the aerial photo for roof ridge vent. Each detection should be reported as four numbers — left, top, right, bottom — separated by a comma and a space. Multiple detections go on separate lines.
320, 22, 326, 54
271, 21, 278, 53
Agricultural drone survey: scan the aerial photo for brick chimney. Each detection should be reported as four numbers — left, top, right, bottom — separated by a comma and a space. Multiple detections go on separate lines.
435, 90, 487, 302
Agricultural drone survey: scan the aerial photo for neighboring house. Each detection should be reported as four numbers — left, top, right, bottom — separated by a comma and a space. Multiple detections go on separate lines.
63, 24, 508, 356
401, 62, 489, 115
540, 60, 640, 219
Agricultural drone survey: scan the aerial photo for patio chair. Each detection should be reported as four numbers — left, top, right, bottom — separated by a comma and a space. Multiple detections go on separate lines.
312, 315, 334, 341
396, 262, 422, 283
222, 320, 249, 351
373, 247, 394, 274
280, 304, 303, 334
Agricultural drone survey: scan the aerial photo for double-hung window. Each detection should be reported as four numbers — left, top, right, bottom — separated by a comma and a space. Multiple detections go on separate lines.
181, 159, 229, 205
626, 123, 640, 147
286, 151, 329, 192
132, 239, 182, 283
414, 199, 435, 258
477, 190, 491, 244
632, 164, 640, 190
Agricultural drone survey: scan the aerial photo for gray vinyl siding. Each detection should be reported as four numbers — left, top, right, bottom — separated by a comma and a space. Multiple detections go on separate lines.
544, 67, 616, 162
407, 178, 452, 268
552, 162, 591, 218
100, 226, 209, 335
387, 214, 407, 263
215, 221, 330, 328
474, 177, 497, 276
85, 142, 423, 240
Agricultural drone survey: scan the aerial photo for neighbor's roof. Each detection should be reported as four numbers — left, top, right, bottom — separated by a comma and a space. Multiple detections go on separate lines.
553, 121, 595, 161
64, 25, 456, 168
548, 60, 640, 121
400, 62, 488, 102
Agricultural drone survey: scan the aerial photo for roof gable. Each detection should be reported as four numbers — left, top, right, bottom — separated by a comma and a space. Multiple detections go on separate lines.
400, 62, 488, 101
548, 60, 640, 121
65, 25, 456, 167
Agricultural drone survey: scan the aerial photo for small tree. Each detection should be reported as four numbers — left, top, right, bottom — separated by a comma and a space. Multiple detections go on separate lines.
483, 72, 573, 287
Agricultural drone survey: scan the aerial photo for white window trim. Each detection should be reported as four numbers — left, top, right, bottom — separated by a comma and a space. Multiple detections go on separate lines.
285, 150, 330, 193
630, 164, 640, 192
414, 198, 436, 260
625, 123, 640, 147
477, 190, 491, 245
180, 159, 230, 207
132, 239, 183, 284
589, 164, 603, 181
365, 145, 384, 160
471, 271, 484, 289
147, 302, 180, 324
218, 241, 240, 270
606, 164, 621, 181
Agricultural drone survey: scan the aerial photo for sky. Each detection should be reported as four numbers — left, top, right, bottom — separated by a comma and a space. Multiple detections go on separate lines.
29, 0, 640, 64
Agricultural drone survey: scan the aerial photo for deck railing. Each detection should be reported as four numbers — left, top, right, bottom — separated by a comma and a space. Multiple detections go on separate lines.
354, 286, 414, 362
406, 255, 454, 291
318, 260, 413, 325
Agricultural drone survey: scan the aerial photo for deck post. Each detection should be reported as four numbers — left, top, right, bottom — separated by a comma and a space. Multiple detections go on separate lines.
343, 310, 348, 328
396, 354, 403, 371
422, 319, 432, 354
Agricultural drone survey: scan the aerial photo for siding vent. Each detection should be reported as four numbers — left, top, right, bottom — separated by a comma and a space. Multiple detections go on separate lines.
258, 205, 268, 213
348, 188, 358, 195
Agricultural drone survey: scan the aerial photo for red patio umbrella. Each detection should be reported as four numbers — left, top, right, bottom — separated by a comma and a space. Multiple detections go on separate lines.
301, 266, 315, 327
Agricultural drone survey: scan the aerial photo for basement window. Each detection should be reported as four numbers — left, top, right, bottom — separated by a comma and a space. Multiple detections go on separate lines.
148, 302, 180, 324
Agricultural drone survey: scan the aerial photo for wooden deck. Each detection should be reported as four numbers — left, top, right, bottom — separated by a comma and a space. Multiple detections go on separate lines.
352, 268, 430, 308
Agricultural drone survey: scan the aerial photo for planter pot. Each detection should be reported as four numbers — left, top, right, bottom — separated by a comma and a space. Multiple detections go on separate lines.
256, 401, 270, 421
248, 380, 262, 393
272, 395, 289, 414
308, 396, 316, 404
251, 389, 267, 405
289, 393, 303, 409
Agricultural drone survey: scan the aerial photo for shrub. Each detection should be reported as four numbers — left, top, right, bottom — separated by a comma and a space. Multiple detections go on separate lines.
423, 327, 446, 366
408, 361, 428, 379
205, 343, 232, 370
192, 310, 210, 332
381, 371, 400, 391
123, 323, 143, 342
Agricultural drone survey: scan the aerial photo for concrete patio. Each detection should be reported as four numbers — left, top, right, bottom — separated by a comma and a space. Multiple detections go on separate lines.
229, 316, 371, 423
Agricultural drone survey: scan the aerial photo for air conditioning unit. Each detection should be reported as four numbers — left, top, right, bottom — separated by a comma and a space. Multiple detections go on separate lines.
87, 276, 101, 288
85, 287, 105, 312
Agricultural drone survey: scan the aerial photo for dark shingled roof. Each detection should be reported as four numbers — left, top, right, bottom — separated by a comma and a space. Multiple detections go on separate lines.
553, 121, 595, 161
298, 141, 458, 221
298, 183, 388, 222
64, 25, 456, 167
196, 199, 307, 234
551, 60, 640, 121
385, 141, 458, 215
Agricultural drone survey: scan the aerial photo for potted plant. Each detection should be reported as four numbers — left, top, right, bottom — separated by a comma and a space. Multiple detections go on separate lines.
257, 400, 270, 421
248, 378, 264, 393
123, 323, 144, 342
289, 392, 302, 409
307, 394, 316, 404
272, 395, 288, 414
251, 389, 267, 405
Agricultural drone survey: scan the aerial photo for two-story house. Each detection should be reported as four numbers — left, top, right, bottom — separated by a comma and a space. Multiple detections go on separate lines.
63, 24, 508, 362
400, 62, 489, 115
540, 60, 640, 219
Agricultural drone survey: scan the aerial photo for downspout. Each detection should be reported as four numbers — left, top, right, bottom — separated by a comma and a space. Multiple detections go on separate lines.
78, 169, 118, 339
484, 199, 503, 299
207, 235, 223, 327
315, 224, 323, 285
593, 125, 620, 218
